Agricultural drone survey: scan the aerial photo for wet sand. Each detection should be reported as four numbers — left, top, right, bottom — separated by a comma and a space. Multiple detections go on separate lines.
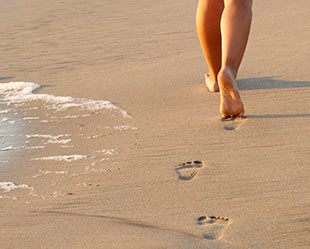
0, 0, 309, 248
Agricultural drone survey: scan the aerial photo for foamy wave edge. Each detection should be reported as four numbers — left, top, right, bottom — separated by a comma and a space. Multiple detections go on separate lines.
0, 82, 131, 118
0, 182, 33, 192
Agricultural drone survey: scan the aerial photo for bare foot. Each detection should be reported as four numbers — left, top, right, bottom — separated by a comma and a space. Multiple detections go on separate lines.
205, 73, 219, 92
218, 68, 244, 119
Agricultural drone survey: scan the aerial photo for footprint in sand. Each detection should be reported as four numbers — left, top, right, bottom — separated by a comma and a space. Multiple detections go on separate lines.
197, 216, 230, 240
175, 161, 205, 181
222, 116, 247, 131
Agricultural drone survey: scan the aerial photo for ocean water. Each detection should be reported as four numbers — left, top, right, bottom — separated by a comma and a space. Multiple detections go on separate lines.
0, 112, 24, 166
0, 82, 130, 116
0, 82, 134, 169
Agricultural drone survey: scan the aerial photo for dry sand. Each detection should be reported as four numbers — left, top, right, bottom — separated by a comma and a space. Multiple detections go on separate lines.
0, 0, 309, 248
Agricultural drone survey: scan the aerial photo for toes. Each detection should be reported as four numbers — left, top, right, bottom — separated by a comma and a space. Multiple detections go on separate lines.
221, 115, 233, 120
221, 112, 245, 120
175, 161, 205, 181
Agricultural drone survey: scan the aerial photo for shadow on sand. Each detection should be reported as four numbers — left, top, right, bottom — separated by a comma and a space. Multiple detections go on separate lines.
247, 114, 310, 119
32, 84, 54, 93
0, 76, 14, 81
237, 76, 310, 91
235, 77, 310, 119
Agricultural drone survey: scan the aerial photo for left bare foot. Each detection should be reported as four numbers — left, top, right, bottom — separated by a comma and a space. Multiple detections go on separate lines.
205, 73, 219, 92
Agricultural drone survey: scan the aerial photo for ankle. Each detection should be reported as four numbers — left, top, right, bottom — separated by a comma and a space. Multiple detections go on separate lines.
208, 71, 218, 84
217, 67, 240, 95
220, 66, 237, 78
218, 66, 238, 86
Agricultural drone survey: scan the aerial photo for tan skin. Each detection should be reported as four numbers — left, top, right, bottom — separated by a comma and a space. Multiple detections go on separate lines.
196, 0, 253, 119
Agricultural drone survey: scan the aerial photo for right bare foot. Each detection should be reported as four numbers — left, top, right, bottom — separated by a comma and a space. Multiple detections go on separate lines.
218, 68, 244, 119
205, 73, 219, 92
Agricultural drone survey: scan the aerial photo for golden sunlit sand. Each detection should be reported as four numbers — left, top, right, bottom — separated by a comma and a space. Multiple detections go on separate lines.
0, 0, 309, 248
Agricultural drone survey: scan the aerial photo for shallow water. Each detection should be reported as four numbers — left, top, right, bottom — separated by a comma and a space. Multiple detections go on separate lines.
0, 82, 135, 172
0, 111, 24, 169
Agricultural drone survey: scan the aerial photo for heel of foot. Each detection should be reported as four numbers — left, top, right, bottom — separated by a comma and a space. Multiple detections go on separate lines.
218, 69, 245, 119
197, 215, 230, 240
204, 74, 219, 93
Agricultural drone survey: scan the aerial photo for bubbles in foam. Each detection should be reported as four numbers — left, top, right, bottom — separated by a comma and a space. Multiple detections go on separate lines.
113, 125, 137, 130
95, 149, 117, 155
0, 82, 131, 118
0, 81, 137, 201
46, 139, 72, 144
32, 155, 94, 162
26, 146, 45, 149
0, 145, 25, 151
26, 134, 71, 139
0, 109, 11, 114
0, 182, 33, 192
23, 117, 40, 120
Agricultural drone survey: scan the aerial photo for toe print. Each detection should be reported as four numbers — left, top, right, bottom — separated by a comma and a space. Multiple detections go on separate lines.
197, 216, 230, 240
175, 161, 205, 181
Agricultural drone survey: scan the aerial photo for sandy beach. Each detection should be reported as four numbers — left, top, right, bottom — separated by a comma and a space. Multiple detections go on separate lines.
0, 0, 309, 248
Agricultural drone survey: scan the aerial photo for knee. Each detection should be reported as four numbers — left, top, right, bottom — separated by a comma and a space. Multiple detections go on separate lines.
224, 0, 252, 9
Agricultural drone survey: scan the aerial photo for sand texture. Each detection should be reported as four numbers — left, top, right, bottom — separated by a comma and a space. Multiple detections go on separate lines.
0, 0, 309, 248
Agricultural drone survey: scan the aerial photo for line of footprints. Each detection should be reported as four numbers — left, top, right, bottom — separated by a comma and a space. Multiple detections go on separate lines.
176, 161, 230, 240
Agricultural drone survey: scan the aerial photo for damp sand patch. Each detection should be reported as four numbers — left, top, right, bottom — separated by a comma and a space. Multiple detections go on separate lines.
0, 81, 137, 203
0, 112, 25, 167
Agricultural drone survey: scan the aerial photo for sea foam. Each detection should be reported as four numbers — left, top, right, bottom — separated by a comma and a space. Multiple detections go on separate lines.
0, 145, 25, 151
0, 182, 33, 192
95, 149, 117, 155
32, 155, 94, 162
26, 134, 71, 139
0, 82, 131, 118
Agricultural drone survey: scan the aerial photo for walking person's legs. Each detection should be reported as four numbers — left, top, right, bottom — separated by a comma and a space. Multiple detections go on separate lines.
218, 0, 252, 118
196, 0, 252, 118
196, 0, 224, 92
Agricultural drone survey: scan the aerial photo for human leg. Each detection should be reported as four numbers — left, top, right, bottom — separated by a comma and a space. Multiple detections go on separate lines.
218, 0, 252, 118
196, 0, 224, 92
